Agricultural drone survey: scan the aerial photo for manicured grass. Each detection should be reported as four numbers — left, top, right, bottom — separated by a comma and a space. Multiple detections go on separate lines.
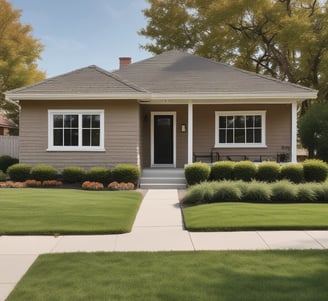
7, 251, 328, 301
0, 189, 142, 235
183, 202, 328, 231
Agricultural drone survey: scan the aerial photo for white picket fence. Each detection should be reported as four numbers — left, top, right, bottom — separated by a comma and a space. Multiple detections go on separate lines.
0, 136, 19, 158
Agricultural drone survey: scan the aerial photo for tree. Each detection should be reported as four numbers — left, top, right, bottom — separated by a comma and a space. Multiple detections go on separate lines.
299, 103, 328, 162
0, 0, 45, 134
140, 0, 328, 109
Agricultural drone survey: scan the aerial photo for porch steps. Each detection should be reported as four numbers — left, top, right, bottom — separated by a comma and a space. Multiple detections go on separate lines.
140, 168, 186, 189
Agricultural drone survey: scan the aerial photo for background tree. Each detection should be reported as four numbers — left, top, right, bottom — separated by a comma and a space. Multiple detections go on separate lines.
140, 0, 328, 111
0, 0, 45, 134
299, 103, 328, 162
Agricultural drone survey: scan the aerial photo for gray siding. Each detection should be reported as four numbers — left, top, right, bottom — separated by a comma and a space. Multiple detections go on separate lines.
19, 100, 140, 170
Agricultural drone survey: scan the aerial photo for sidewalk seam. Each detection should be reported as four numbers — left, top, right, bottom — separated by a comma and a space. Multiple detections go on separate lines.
304, 231, 326, 249
256, 232, 271, 250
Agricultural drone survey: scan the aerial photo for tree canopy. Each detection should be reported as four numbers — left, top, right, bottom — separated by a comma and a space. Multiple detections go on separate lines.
140, 0, 328, 107
0, 0, 45, 133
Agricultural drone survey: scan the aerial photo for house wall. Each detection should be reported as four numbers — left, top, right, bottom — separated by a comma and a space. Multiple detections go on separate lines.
194, 103, 291, 160
141, 103, 291, 167
19, 100, 140, 170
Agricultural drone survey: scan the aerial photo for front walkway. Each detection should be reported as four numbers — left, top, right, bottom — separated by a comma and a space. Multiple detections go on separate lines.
1, 189, 328, 300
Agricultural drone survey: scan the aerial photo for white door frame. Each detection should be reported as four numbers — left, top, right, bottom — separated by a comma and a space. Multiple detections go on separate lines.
150, 112, 176, 167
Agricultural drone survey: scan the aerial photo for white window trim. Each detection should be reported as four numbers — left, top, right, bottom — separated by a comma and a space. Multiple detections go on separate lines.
215, 110, 267, 148
47, 109, 105, 152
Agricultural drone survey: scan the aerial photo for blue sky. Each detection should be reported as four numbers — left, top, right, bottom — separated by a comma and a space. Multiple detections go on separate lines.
9, 0, 152, 77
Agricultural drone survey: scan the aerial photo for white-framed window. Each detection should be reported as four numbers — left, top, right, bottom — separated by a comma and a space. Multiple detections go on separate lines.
215, 111, 266, 148
48, 110, 105, 151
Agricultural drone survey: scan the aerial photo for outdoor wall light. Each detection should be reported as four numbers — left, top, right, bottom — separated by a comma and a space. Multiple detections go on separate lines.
181, 124, 187, 133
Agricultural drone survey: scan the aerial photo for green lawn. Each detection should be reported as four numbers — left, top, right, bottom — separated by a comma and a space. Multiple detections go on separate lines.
0, 189, 142, 235
183, 202, 328, 231
7, 251, 328, 301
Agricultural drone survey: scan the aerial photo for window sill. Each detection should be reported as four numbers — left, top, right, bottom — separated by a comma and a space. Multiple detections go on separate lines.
47, 147, 106, 152
214, 144, 267, 149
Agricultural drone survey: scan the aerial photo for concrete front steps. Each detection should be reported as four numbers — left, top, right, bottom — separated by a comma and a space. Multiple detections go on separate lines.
140, 168, 186, 189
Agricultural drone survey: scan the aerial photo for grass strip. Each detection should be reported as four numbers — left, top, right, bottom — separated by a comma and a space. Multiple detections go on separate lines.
183, 202, 328, 231
0, 188, 142, 235
7, 251, 328, 301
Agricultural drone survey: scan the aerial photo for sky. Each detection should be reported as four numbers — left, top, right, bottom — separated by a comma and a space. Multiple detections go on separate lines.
9, 0, 152, 77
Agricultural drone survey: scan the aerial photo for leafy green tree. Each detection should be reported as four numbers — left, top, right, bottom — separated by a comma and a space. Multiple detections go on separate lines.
140, 0, 327, 108
0, 0, 45, 134
299, 103, 328, 162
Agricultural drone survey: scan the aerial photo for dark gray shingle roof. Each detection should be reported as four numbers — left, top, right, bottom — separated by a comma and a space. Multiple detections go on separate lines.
7, 65, 146, 95
114, 50, 315, 95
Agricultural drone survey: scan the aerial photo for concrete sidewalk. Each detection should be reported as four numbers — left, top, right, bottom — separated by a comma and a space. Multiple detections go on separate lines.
1, 189, 328, 300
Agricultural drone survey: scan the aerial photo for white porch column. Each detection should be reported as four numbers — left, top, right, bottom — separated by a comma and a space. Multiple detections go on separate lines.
291, 102, 298, 163
188, 101, 193, 164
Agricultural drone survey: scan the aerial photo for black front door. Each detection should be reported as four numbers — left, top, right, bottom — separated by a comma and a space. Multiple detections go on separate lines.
154, 115, 173, 164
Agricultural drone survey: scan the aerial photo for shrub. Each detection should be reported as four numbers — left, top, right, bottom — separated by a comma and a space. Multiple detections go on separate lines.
0, 170, 7, 181
243, 181, 272, 202
184, 162, 210, 186
233, 161, 257, 182
303, 159, 328, 182
107, 181, 135, 191
270, 180, 298, 202
280, 164, 304, 183
61, 166, 86, 183
111, 164, 140, 186
25, 179, 42, 187
210, 161, 235, 181
182, 182, 214, 204
296, 183, 318, 203
42, 180, 63, 187
7, 163, 31, 182
86, 167, 111, 185
256, 162, 280, 182
82, 181, 104, 190
211, 181, 242, 202
0, 155, 18, 173
30, 164, 58, 181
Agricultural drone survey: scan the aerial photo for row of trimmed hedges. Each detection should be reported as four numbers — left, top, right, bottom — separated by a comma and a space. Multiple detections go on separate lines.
184, 159, 328, 185
0, 155, 18, 173
182, 180, 328, 204
6, 163, 141, 186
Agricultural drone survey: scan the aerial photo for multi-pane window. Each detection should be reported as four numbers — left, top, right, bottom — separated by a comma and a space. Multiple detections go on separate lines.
48, 110, 104, 151
215, 111, 265, 147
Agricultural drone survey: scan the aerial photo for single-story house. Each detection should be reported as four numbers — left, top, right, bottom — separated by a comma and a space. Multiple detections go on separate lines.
5, 50, 317, 170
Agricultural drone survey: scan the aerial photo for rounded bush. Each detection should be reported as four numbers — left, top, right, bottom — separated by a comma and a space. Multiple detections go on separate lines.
0, 155, 19, 173
243, 181, 272, 202
233, 161, 257, 182
270, 180, 298, 202
210, 161, 235, 181
211, 181, 242, 202
303, 159, 328, 182
111, 164, 141, 186
256, 162, 280, 182
184, 162, 210, 186
280, 164, 304, 183
0, 170, 7, 181
7, 163, 32, 182
61, 166, 86, 183
86, 167, 111, 185
182, 182, 214, 204
31, 164, 58, 181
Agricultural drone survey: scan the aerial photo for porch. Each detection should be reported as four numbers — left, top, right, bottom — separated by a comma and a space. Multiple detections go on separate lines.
139, 102, 297, 169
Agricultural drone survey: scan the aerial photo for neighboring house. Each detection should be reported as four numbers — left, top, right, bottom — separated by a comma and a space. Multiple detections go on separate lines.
0, 112, 16, 136
5, 51, 317, 170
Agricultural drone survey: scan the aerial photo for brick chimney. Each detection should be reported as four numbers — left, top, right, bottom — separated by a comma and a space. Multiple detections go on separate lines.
119, 57, 132, 69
